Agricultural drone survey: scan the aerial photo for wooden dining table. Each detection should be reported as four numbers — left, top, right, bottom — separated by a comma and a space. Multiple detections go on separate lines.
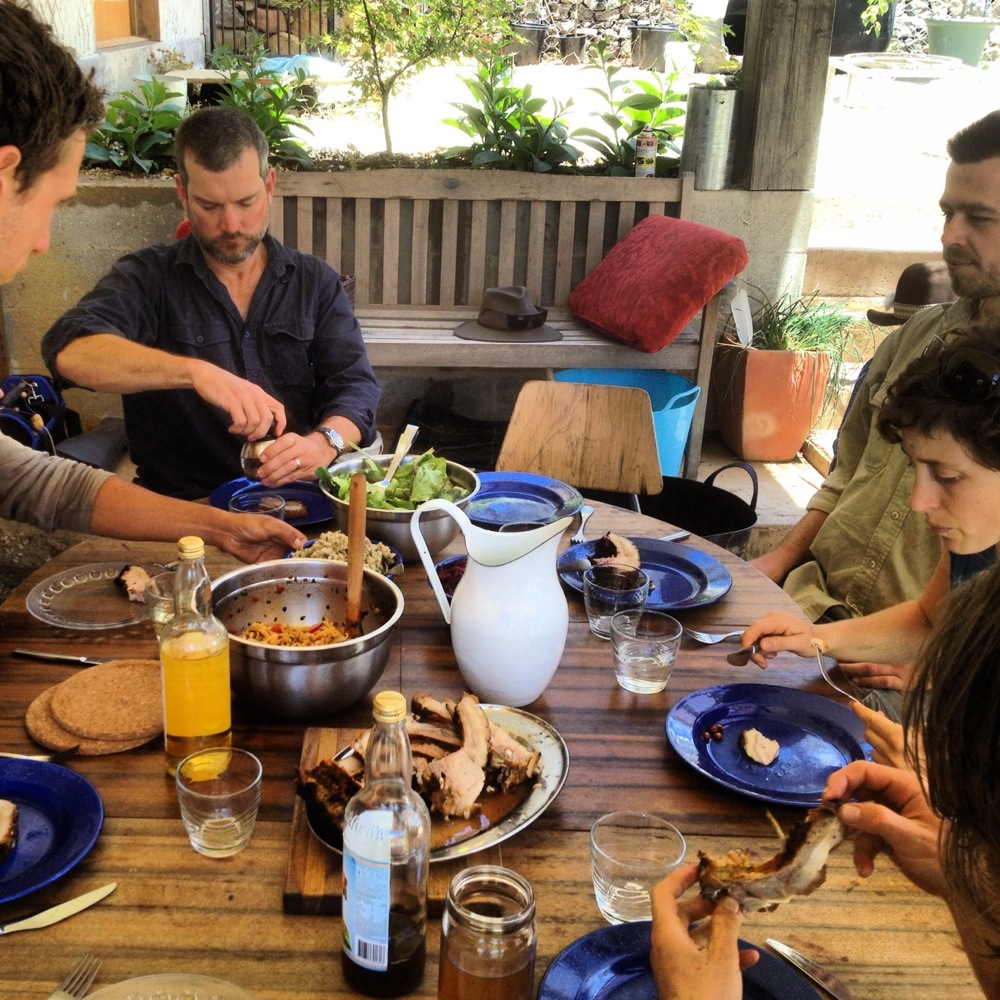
0, 501, 981, 999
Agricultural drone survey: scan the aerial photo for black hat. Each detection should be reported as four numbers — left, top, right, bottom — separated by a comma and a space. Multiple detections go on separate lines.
454, 286, 562, 343
867, 261, 954, 326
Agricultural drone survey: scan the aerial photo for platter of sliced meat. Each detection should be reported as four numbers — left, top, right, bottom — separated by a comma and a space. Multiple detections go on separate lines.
296, 692, 569, 862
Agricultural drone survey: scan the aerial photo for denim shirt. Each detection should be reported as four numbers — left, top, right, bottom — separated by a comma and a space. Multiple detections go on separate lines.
43, 234, 380, 498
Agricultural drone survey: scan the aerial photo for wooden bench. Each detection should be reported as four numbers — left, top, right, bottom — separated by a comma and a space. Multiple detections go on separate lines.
268, 169, 721, 476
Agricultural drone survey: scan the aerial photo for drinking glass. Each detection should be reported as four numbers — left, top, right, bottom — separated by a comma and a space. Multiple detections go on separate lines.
583, 563, 649, 638
145, 571, 175, 639
590, 812, 686, 923
610, 609, 682, 693
175, 747, 262, 858
228, 491, 285, 518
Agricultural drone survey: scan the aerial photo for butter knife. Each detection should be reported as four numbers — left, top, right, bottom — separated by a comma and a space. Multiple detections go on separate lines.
13, 649, 112, 667
0, 882, 116, 935
766, 938, 857, 1000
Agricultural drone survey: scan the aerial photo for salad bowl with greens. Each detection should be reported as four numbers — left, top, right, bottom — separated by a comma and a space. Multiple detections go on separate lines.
317, 449, 479, 560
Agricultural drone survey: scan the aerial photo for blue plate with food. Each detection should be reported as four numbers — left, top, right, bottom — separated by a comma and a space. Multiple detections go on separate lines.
538, 922, 820, 1000
209, 478, 331, 527
666, 683, 871, 808
0, 758, 104, 904
287, 533, 404, 577
557, 535, 731, 611
465, 472, 583, 527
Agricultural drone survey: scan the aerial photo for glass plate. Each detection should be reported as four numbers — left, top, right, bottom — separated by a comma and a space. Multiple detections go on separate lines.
25, 562, 158, 630
305, 705, 569, 862
89, 974, 256, 999
667, 683, 872, 808
538, 922, 820, 1000
0, 759, 104, 904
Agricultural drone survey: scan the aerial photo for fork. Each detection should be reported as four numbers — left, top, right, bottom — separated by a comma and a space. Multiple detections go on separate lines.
683, 626, 743, 644
48, 952, 100, 1000
0, 745, 80, 765
812, 640, 862, 705
570, 504, 595, 545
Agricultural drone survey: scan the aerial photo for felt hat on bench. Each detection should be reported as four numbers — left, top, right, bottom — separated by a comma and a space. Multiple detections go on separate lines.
867, 261, 954, 326
455, 286, 562, 343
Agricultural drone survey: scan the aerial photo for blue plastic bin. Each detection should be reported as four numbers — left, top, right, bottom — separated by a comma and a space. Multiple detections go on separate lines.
552, 369, 700, 477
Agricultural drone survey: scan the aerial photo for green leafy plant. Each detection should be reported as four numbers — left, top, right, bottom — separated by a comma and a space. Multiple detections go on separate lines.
211, 33, 315, 170
573, 39, 685, 176
443, 59, 582, 172
307, 0, 512, 154
732, 288, 859, 417
83, 78, 183, 173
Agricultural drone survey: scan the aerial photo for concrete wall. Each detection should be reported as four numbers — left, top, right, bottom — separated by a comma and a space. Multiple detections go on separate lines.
29, 0, 206, 96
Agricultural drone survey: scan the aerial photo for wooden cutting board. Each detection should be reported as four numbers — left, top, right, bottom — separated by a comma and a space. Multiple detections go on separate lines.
283, 727, 502, 915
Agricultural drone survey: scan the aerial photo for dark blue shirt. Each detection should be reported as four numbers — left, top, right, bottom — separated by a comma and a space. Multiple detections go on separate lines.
950, 546, 997, 589
42, 234, 380, 498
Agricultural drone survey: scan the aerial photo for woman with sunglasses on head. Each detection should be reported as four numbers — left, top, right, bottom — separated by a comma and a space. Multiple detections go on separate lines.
738, 326, 1000, 728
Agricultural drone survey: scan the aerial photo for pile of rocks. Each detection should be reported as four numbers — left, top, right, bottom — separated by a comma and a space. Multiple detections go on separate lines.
213, 0, 329, 54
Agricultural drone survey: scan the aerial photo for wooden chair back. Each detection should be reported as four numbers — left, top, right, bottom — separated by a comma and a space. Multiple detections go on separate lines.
495, 381, 664, 497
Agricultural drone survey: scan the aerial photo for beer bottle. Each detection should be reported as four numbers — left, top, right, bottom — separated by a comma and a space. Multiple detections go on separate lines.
342, 691, 430, 997
158, 536, 231, 776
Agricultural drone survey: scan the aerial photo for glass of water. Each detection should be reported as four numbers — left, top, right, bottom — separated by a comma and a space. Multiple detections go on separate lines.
175, 747, 262, 858
145, 571, 175, 639
610, 609, 682, 693
583, 563, 649, 639
590, 812, 686, 924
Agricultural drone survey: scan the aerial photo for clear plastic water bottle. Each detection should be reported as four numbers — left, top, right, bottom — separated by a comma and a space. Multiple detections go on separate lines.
158, 536, 231, 776
342, 691, 430, 997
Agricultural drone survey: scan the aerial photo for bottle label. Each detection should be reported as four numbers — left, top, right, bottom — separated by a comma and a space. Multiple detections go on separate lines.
343, 812, 393, 971
635, 132, 656, 178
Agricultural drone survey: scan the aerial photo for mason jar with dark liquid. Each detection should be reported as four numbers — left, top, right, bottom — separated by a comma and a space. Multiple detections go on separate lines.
438, 866, 536, 1000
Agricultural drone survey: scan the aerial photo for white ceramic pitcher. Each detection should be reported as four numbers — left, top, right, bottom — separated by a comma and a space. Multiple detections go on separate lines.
411, 499, 572, 707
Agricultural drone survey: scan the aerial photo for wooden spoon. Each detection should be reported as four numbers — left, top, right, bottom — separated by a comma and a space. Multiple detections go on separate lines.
346, 471, 367, 636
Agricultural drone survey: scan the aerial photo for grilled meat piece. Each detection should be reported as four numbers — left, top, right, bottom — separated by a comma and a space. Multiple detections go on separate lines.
420, 750, 486, 819
487, 721, 541, 792
0, 799, 17, 862
697, 805, 846, 913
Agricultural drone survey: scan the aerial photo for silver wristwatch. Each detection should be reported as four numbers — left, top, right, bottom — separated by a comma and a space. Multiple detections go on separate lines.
315, 425, 345, 460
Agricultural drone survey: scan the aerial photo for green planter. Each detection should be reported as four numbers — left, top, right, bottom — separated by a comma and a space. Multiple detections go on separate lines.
926, 17, 996, 67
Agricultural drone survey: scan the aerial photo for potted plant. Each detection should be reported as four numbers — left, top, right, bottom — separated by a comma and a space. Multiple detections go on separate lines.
508, 0, 552, 66
556, 2, 589, 63
138, 46, 193, 114
711, 289, 856, 462
923, 1, 998, 66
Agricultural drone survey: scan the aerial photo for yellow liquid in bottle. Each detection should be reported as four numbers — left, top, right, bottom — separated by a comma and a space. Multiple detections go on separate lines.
161, 632, 232, 776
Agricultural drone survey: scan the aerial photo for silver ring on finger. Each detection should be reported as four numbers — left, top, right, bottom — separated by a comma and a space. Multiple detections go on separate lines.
294, 457, 301, 470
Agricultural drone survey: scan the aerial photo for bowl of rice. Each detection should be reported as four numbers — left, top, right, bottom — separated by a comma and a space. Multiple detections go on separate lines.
211, 558, 403, 720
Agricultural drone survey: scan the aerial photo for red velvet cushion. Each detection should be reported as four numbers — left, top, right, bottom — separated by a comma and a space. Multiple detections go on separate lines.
568, 215, 748, 354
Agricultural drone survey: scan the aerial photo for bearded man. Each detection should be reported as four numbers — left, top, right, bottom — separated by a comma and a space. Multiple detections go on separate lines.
43, 106, 380, 499
750, 109, 1000, 716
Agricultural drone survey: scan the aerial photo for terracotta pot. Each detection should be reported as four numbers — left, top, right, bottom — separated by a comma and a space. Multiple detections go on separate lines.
711, 341, 831, 462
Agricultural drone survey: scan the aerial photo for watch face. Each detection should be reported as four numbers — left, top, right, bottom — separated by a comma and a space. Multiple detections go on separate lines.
319, 427, 344, 451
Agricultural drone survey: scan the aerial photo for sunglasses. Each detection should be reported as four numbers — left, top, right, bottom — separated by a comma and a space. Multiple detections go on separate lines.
921, 336, 1000, 402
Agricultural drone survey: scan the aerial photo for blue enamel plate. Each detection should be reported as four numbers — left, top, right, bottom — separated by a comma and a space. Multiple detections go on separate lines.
465, 472, 583, 527
0, 759, 104, 904
558, 537, 732, 611
209, 478, 332, 527
538, 922, 820, 1000
667, 683, 872, 808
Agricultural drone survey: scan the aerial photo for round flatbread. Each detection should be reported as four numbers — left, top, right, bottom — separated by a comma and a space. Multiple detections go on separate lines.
49, 658, 162, 742
26, 685, 157, 756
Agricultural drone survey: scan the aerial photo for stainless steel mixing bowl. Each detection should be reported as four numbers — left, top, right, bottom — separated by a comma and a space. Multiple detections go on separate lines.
318, 454, 479, 561
211, 558, 403, 720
